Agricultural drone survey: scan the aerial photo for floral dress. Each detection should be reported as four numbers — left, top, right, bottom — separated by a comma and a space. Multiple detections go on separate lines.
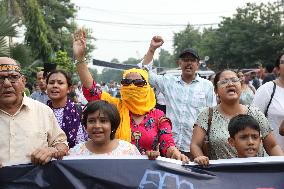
130, 109, 175, 156
82, 81, 176, 156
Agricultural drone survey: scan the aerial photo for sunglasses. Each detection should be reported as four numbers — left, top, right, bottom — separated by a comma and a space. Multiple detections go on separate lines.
120, 78, 147, 87
280, 60, 284, 64
217, 77, 240, 86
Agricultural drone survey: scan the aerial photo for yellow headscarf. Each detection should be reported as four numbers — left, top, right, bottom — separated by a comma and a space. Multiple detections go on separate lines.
101, 68, 156, 142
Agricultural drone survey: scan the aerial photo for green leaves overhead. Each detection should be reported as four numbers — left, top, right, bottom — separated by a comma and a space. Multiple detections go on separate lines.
0, 14, 18, 56
173, 2, 284, 70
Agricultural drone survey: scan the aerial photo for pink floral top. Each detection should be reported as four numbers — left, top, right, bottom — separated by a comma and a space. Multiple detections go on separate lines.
68, 140, 141, 156
82, 81, 176, 156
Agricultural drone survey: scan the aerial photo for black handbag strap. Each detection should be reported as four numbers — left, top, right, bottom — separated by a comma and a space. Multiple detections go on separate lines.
264, 81, 276, 117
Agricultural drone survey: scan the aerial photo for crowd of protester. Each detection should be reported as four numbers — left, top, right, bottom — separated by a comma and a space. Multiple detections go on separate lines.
0, 30, 284, 168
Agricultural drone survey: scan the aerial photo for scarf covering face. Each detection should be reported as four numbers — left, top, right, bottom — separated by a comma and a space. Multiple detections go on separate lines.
101, 68, 156, 142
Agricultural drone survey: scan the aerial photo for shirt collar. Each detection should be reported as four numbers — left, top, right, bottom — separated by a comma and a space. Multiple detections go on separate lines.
0, 96, 31, 116
21, 96, 32, 110
178, 74, 201, 84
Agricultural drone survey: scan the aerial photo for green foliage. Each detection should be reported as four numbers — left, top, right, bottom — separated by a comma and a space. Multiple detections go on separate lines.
52, 50, 75, 74
89, 68, 100, 82
23, 0, 52, 62
172, 2, 284, 70
10, 43, 34, 67
37, 0, 78, 55
122, 57, 140, 65
173, 25, 202, 60
0, 13, 18, 56
110, 58, 120, 64
100, 68, 123, 83
0, 0, 23, 18
21, 66, 38, 85
153, 49, 175, 69
210, 2, 284, 69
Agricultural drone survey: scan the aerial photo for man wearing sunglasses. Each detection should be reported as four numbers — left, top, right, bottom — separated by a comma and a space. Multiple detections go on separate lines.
139, 36, 217, 158
0, 57, 68, 167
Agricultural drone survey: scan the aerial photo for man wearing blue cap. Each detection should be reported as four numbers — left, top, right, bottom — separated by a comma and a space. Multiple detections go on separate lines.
139, 36, 216, 159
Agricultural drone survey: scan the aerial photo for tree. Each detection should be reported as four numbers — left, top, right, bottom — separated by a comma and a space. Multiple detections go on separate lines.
37, 0, 78, 56
89, 68, 99, 82
100, 68, 122, 83
172, 2, 284, 70
52, 50, 75, 74
0, 13, 17, 56
22, 0, 52, 62
153, 49, 175, 69
122, 57, 140, 65
10, 43, 34, 67
110, 58, 120, 64
173, 25, 202, 60
203, 2, 284, 70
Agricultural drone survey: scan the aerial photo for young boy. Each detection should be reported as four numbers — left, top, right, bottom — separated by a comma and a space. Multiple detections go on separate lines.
228, 114, 261, 158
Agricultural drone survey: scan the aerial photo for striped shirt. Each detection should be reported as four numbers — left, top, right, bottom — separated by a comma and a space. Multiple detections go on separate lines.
138, 62, 217, 152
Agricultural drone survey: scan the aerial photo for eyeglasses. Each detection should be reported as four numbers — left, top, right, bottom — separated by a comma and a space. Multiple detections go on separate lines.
280, 60, 284, 64
120, 78, 147, 87
180, 57, 197, 62
217, 77, 240, 86
0, 74, 22, 84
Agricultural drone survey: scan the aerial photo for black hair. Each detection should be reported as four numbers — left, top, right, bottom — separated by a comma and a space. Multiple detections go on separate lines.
275, 52, 284, 68
82, 100, 120, 140
265, 64, 274, 73
228, 114, 260, 138
213, 69, 236, 90
46, 70, 72, 87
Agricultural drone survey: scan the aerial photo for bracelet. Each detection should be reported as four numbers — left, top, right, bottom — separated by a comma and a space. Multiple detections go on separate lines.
75, 57, 87, 65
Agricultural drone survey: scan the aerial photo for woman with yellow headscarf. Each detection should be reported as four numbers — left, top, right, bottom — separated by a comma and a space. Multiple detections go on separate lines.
73, 29, 188, 162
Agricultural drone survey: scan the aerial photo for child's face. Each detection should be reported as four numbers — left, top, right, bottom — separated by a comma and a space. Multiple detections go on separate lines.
228, 127, 261, 158
86, 110, 112, 145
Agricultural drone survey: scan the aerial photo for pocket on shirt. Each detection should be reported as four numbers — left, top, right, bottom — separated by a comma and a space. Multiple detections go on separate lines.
192, 92, 206, 107
25, 128, 48, 148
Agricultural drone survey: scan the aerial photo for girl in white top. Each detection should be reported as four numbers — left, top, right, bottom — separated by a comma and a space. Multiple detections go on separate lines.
253, 52, 284, 150
69, 100, 141, 156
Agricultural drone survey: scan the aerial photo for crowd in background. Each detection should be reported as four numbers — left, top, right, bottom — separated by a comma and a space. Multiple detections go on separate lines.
1, 32, 284, 168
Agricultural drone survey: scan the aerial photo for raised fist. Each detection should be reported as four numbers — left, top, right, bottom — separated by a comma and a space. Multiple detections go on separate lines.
150, 36, 164, 51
